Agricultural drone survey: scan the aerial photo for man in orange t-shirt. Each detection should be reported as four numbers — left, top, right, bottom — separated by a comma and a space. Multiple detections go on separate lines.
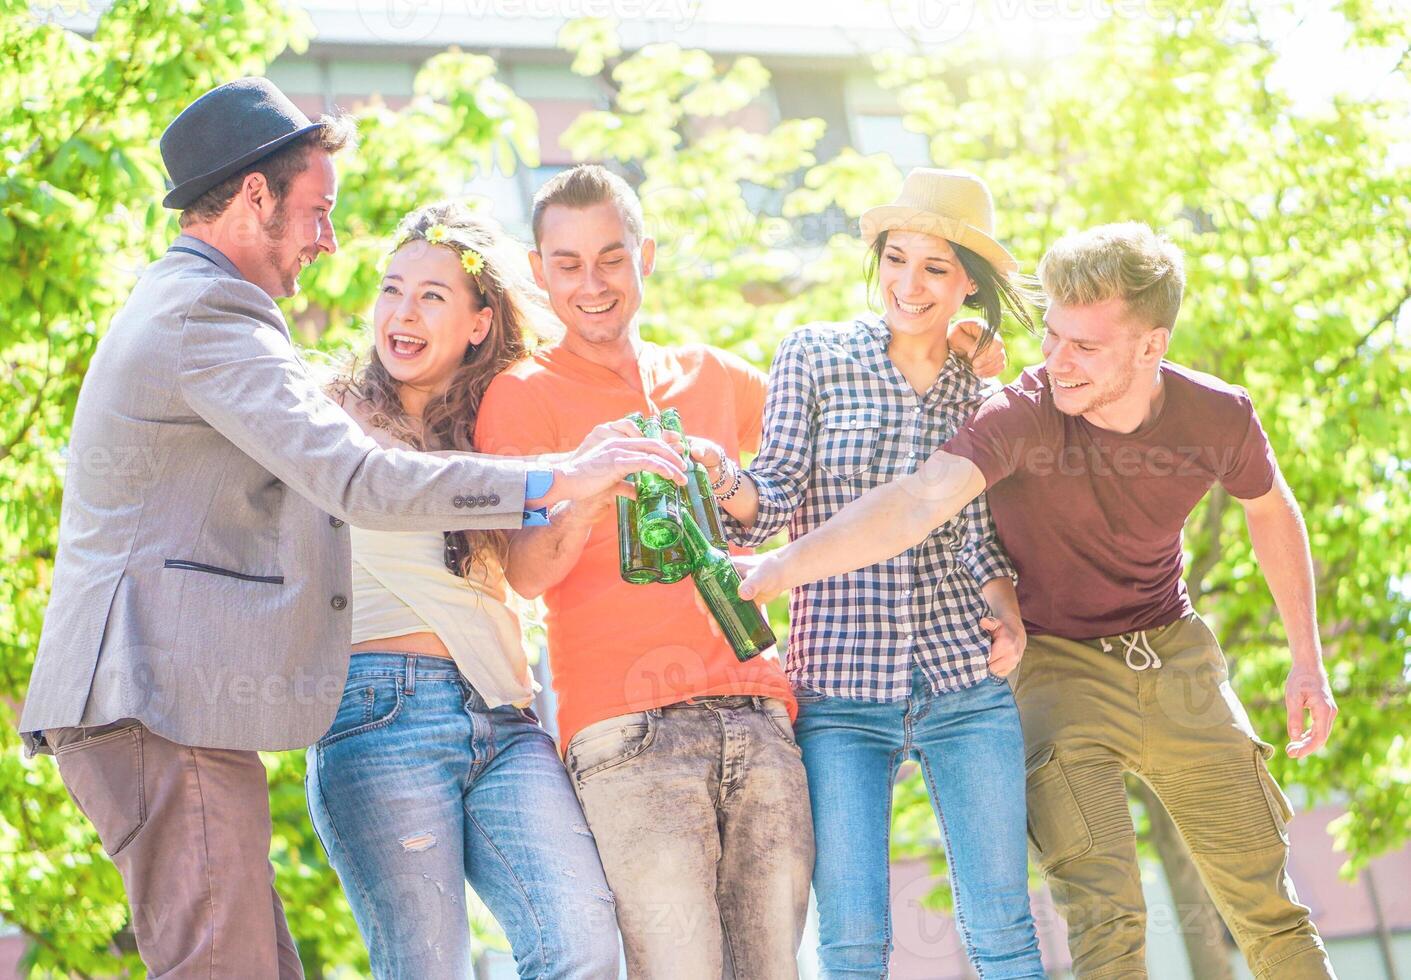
474, 165, 811, 979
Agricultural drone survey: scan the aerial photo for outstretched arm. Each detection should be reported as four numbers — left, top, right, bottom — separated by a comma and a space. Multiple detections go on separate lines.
737, 451, 987, 602
1237, 472, 1337, 758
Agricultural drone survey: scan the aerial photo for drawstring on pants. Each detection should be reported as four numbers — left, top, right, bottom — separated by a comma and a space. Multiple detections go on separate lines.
1101, 631, 1163, 671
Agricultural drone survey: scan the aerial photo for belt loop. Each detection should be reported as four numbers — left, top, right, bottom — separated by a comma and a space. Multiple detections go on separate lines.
404, 655, 416, 696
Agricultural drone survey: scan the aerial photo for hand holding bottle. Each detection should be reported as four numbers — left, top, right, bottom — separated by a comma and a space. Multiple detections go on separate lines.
534, 426, 687, 512
555, 418, 682, 524
685, 435, 728, 486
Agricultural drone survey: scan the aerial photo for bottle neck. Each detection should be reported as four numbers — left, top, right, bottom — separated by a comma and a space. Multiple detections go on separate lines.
679, 511, 720, 566
658, 410, 692, 463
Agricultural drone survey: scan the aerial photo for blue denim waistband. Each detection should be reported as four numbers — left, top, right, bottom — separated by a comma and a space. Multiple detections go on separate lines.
346, 651, 462, 678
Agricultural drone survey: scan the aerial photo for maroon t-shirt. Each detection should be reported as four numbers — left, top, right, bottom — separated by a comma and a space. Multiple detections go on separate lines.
942, 362, 1277, 638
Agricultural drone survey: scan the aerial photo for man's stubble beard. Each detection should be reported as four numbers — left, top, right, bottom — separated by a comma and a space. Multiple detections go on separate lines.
262, 199, 300, 296
1052, 355, 1139, 417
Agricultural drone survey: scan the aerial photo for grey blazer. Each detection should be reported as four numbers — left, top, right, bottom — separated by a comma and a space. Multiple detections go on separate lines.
20, 236, 530, 754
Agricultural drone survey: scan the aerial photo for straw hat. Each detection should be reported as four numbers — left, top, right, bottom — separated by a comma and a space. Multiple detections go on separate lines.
860, 168, 1017, 274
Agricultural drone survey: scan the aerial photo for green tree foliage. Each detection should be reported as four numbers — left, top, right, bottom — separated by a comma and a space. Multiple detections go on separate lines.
2, 0, 1407, 974
870, 0, 1411, 875
0, 1, 539, 974
1, 3, 318, 973
557, 3, 1410, 884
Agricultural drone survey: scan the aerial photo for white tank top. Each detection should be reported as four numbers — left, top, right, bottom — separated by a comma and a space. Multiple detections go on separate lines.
349, 525, 537, 708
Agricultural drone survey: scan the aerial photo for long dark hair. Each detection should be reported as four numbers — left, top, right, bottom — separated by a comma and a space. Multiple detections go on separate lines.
864, 230, 1039, 354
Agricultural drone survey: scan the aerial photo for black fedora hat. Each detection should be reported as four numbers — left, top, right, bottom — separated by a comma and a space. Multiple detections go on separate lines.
160, 77, 323, 210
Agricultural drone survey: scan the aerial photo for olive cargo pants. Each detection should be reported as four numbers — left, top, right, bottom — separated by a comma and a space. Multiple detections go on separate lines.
1012, 613, 1335, 980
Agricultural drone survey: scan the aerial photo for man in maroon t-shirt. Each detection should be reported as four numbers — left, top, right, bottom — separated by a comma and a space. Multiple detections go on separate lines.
739, 223, 1338, 979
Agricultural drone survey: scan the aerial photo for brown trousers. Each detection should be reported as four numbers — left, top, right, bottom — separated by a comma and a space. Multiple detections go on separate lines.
51, 720, 303, 978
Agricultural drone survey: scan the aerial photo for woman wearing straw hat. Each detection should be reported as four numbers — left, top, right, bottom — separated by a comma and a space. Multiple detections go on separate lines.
690, 168, 1045, 977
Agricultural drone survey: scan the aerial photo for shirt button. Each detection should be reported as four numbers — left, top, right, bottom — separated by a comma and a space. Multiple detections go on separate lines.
909, 452, 918, 458
330, 595, 347, 611
328, 516, 344, 528
453, 495, 466, 508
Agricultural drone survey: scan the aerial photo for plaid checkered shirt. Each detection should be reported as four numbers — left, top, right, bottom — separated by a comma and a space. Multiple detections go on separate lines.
723, 317, 1017, 701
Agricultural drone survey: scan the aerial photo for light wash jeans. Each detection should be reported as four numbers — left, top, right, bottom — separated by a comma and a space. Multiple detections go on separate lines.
564, 696, 814, 980
306, 653, 619, 979
797, 667, 1044, 979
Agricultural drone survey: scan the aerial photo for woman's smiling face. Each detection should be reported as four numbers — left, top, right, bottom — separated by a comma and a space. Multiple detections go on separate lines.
373, 243, 492, 392
875, 230, 976, 339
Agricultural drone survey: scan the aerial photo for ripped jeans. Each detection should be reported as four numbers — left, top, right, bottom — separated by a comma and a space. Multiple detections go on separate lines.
306, 653, 620, 979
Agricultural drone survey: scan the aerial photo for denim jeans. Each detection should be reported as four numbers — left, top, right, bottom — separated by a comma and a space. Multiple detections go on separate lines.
797, 668, 1043, 979
565, 696, 814, 980
306, 653, 620, 979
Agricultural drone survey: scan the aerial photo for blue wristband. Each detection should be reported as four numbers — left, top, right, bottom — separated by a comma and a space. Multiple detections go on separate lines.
523, 469, 553, 526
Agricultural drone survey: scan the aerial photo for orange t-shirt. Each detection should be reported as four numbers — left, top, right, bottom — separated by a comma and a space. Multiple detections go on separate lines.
475, 340, 795, 748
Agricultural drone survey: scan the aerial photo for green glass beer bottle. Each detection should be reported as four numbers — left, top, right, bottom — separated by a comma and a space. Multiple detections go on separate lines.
617, 475, 661, 584
618, 415, 658, 583
655, 540, 693, 584
658, 409, 731, 551
679, 511, 776, 661
630, 414, 685, 550
617, 414, 691, 584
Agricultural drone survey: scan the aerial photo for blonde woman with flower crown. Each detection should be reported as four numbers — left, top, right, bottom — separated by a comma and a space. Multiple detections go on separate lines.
305, 203, 620, 979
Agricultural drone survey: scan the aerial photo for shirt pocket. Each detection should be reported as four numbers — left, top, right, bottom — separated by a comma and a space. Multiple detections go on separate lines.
816, 405, 885, 482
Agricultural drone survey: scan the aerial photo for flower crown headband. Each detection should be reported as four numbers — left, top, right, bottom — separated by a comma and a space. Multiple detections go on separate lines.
395, 223, 485, 278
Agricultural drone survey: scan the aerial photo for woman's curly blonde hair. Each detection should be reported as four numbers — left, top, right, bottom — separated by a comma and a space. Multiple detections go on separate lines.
332, 201, 547, 576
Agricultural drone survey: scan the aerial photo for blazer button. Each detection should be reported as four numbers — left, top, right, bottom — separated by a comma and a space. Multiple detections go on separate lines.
329, 516, 345, 528
488, 493, 500, 506
477, 494, 490, 507
453, 495, 466, 508
330, 595, 347, 611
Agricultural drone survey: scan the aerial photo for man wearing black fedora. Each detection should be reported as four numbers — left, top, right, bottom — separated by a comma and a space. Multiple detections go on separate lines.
19, 77, 684, 976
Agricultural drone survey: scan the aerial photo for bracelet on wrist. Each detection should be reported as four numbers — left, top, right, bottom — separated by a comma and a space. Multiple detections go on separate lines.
714, 460, 743, 501
709, 456, 735, 491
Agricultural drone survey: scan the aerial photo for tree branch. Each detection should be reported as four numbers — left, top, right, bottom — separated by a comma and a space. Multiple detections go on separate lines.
1326, 288, 1411, 376
1185, 485, 1229, 605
